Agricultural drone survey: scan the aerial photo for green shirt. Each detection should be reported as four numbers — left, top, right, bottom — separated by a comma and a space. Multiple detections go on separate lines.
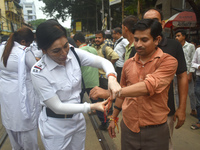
79, 44, 99, 88
124, 42, 134, 61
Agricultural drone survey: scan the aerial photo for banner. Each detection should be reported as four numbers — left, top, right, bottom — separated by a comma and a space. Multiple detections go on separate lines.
172, 21, 196, 27
109, 0, 121, 6
76, 22, 82, 31
102, 16, 107, 31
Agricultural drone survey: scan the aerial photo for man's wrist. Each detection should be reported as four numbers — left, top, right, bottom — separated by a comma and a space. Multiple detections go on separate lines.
109, 116, 119, 122
105, 90, 110, 99
177, 105, 186, 112
114, 105, 122, 111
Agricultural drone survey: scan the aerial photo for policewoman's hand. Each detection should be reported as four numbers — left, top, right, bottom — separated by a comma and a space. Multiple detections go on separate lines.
90, 99, 109, 112
108, 75, 121, 100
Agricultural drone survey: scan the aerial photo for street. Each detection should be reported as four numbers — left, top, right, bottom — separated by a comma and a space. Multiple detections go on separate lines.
1, 94, 200, 150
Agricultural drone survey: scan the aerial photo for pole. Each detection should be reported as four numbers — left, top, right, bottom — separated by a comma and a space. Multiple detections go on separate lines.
122, 0, 124, 22
102, 0, 104, 21
170, 0, 172, 17
182, 0, 185, 9
137, 0, 141, 19
109, 6, 112, 30
96, 3, 98, 31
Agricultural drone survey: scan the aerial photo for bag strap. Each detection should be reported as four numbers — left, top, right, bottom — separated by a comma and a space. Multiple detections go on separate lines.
70, 47, 85, 103
102, 44, 107, 59
114, 38, 123, 48
129, 46, 137, 59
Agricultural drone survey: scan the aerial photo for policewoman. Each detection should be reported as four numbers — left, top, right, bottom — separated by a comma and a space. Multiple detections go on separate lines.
31, 20, 121, 150
0, 28, 40, 149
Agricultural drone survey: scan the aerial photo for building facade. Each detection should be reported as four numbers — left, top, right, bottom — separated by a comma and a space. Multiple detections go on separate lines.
20, 0, 36, 23
0, 0, 24, 41
155, 0, 199, 41
155, 0, 193, 20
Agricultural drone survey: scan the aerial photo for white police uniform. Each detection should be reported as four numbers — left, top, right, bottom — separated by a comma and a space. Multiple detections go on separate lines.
0, 42, 40, 149
31, 46, 116, 150
30, 41, 43, 59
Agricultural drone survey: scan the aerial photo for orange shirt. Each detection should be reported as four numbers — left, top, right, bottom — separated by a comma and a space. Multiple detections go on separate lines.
121, 48, 178, 133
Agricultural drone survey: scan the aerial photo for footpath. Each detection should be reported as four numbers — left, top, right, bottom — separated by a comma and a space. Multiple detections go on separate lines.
1, 95, 200, 150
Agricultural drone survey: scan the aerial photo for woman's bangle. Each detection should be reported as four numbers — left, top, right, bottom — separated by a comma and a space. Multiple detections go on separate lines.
107, 73, 117, 79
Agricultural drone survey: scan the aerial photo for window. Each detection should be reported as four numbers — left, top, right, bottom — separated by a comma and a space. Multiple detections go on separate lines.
25, 5, 32, 8
28, 16, 33, 20
27, 10, 32, 14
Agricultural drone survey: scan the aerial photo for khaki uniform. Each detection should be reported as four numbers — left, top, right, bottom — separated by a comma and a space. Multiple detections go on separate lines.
95, 43, 119, 78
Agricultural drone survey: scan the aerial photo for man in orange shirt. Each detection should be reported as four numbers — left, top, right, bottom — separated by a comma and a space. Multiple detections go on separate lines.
107, 19, 178, 150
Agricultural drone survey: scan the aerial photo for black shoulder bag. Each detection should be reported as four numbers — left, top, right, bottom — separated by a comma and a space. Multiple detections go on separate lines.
70, 47, 85, 103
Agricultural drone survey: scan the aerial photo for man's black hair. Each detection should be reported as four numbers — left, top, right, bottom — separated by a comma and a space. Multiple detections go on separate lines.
73, 32, 85, 43
122, 15, 138, 32
95, 30, 105, 38
113, 27, 122, 35
132, 19, 162, 40
175, 29, 187, 38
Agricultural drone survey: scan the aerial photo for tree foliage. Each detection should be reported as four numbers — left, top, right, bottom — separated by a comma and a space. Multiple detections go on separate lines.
40, 0, 71, 21
40, 0, 101, 21
40, 0, 157, 32
29, 19, 46, 29
124, 0, 157, 16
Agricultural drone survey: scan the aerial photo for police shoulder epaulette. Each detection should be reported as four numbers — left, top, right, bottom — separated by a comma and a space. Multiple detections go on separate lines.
18, 45, 26, 50
32, 62, 46, 73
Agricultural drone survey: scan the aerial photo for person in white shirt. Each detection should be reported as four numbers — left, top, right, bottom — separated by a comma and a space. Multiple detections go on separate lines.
175, 29, 197, 116
112, 27, 129, 82
0, 27, 40, 150
30, 40, 43, 61
31, 20, 121, 150
191, 47, 200, 129
29, 30, 43, 61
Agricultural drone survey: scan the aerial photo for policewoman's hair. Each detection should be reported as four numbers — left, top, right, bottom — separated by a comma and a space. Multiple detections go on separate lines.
36, 19, 67, 51
132, 19, 162, 40
1, 27, 34, 67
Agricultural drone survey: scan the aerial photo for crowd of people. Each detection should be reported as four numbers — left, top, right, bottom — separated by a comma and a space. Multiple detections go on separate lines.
0, 8, 200, 150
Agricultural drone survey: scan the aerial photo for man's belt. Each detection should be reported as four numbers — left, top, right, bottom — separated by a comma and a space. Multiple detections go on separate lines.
46, 107, 73, 118
140, 122, 166, 129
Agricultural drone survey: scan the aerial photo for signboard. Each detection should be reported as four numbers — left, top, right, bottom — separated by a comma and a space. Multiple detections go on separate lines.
172, 21, 196, 27
109, 0, 121, 6
76, 22, 82, 31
